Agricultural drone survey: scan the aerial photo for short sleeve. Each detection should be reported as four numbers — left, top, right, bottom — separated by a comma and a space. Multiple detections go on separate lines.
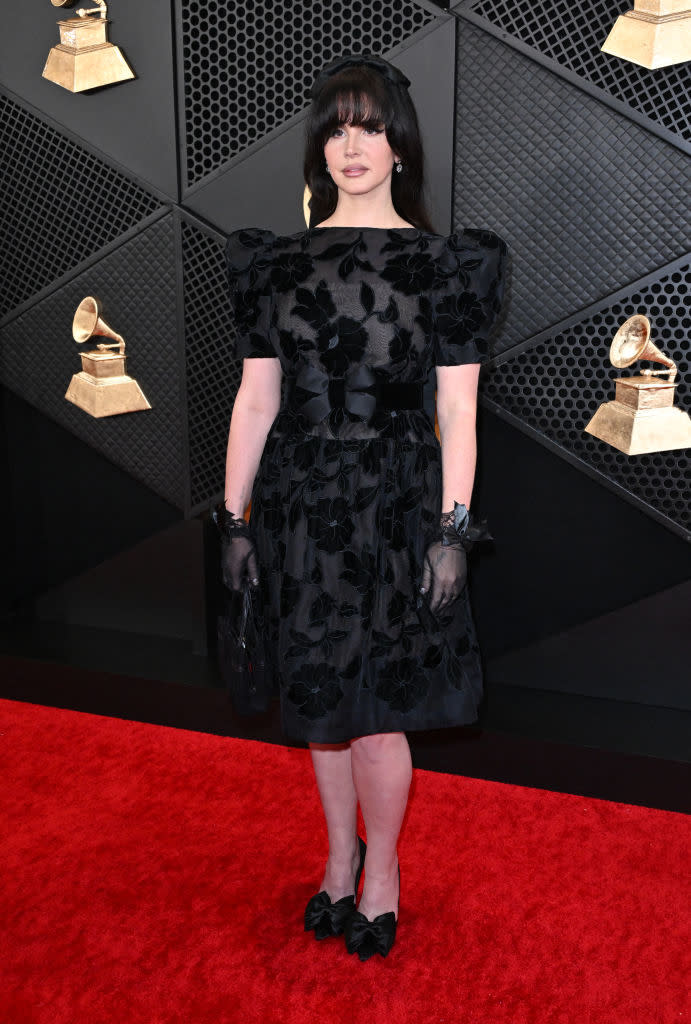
432, 228, 508, 367
224, 227, 277, 359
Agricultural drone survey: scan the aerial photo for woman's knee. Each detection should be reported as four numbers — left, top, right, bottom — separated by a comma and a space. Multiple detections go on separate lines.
351, 731, 407, 763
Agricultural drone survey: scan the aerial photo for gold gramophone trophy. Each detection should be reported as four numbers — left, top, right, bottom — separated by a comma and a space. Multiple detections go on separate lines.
585, 314, 691, 455
65, 296, 151, 417
601, 0, 691, 70
43, 0, 135, 93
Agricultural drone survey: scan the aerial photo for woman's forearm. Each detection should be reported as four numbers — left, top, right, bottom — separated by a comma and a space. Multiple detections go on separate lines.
224, 388, 277, 517
437, 408, 478, 511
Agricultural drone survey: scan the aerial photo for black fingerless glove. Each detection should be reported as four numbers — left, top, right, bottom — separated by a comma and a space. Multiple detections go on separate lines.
419, 502, 492, 614
212, 504, 260, 593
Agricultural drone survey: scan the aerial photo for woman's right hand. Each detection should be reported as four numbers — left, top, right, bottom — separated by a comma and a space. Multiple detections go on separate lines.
213, 504, 260, 591
221, 533, 260, 592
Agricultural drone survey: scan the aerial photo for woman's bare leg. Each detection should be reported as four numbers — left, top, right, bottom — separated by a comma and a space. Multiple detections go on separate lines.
309, 742, 361, 901
350, 731, 412, 920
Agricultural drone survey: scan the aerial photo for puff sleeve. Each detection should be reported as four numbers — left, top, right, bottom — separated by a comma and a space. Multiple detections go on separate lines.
432, 228, 508, 366
224, 227, 277, 359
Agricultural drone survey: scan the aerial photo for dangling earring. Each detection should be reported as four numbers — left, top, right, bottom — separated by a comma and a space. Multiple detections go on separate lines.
395, 161, 403, 174
325, 163, 331, 176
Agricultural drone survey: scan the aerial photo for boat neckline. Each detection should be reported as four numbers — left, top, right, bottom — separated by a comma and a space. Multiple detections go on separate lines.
308, 224, 420, 231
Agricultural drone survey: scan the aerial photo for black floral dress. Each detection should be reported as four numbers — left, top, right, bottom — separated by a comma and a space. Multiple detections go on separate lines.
225, 225, 507, 743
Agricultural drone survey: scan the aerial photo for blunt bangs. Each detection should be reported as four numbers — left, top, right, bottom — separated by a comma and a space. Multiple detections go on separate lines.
312, 68, 395, 145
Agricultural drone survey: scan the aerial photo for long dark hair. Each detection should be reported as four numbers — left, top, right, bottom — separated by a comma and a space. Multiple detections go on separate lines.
304, 59, 435, 233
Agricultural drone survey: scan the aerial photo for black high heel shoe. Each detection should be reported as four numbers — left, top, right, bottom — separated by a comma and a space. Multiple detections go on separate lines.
344, 864, 399, 961
304, 835, 366, 940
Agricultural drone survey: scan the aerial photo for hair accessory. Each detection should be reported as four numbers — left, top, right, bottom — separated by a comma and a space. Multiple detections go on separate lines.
309, 53, 411, 100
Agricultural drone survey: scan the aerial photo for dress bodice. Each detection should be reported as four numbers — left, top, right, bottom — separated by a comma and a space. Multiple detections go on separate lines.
225, 225, 507, 441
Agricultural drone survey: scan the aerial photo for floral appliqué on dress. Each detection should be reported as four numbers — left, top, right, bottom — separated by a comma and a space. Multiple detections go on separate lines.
225, 225, 507, 743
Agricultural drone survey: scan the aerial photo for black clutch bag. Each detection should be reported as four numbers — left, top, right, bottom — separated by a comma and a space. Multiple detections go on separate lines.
217, 579, 274, 716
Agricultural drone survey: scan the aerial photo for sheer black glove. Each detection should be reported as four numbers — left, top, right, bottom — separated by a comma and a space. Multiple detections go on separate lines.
213, 505, 260, 593
419, 502, 491, 615
420, 541, 467, 615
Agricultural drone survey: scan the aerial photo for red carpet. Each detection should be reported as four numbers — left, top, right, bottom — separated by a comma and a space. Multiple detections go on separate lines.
1, 698, 689, 1024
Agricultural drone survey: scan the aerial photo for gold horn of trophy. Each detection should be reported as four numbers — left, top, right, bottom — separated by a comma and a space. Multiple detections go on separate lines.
65, 296, 151, 417
601, 0, 691, 70
43, 0, 135, 93
584, 314, 691, 455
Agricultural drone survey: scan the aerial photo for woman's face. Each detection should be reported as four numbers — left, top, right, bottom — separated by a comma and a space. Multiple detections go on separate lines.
323, 121, 399, 198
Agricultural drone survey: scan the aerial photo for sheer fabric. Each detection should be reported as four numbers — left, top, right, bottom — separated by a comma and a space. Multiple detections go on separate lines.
225, 225, 507, 742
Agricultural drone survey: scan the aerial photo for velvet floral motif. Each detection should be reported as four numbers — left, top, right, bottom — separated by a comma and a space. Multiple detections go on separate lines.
306, 496, 356, 554
380, 251, 438, 296
374, 657, 429, 713
287, 664, 345, 720
435, 292, 486, 347
224, 224, 508, 742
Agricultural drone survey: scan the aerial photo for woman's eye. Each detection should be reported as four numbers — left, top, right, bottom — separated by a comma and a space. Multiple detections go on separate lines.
330, 126, 383, 137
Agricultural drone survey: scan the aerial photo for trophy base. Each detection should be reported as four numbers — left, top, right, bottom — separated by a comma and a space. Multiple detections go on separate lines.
65, 372, 151, 418
585, 400, 691, 455
601, 8, 691, 69
43, 42, 134, 93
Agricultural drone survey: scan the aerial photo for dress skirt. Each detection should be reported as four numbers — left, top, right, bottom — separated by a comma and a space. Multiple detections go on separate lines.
248, 415, 484, 744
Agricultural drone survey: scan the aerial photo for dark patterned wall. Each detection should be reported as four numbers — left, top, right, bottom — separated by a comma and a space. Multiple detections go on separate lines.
180, 215, 242, 511
452, 16, 690, 541
0, 1, 448, 519
0, 215, 186, 509
483, 256, 691, 534
179, 0, 437, 189
0, 0, 688, 639
454, 24, 691, 357
463, 0, 691, 151
0, 94, 163, 321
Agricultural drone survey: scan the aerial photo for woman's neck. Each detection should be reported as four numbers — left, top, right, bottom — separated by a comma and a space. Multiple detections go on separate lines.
318, 194, 411, 230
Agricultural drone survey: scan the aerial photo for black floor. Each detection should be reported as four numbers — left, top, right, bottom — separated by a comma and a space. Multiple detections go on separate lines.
1, 621, 689, 815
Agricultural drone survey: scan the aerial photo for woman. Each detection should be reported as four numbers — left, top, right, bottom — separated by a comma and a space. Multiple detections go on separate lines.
219, 54, 507, 961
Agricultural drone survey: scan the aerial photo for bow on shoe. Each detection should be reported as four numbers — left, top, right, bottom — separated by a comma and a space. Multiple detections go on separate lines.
292, 363, 378, 426
344, 910, 397, 960
304, 890, 356, 940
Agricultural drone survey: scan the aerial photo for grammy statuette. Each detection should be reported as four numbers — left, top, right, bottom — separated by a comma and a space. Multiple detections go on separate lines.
43, 0, 134, 93
65, 296, 151, 418
585, 314, 691, 455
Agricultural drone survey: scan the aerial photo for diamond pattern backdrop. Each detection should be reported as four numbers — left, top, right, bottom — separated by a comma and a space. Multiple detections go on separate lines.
0, 94, 163, 321
467, 0, 691, 151
454, 22, 691, 358
0, 215, 186, 510
181, 216, 242, 511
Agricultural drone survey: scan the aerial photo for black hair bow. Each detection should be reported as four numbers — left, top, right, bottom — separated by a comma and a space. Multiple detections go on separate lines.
309, 53, 411, 100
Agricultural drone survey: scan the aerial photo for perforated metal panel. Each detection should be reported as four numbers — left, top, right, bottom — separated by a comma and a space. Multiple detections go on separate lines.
181, 217, 242, 511
0, 93, 162, 320
0, 216, 186, 510
179, 0, 437, 188
454, 23, 691, 357
467, 0, 691, 149
482, 258, 691, 533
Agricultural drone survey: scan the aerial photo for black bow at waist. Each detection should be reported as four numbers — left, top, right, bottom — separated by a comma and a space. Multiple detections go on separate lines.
285, 364, 423, 426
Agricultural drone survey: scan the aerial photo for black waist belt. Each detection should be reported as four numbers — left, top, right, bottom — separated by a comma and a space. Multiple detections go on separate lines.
285, 366, 423, 426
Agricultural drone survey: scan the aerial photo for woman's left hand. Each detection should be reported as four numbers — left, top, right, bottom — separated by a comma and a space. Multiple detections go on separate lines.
419, 541, 468, 614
